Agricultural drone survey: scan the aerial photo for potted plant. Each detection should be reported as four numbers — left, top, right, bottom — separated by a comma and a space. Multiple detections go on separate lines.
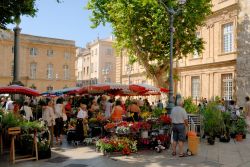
183, 97, 198, 114
140, 122, 151, 138
203, 102, 224, 145
235, 117, 247, 141
220, 112, 231, 142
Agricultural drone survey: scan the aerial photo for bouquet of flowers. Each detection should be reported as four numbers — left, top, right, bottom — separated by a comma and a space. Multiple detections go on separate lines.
159, 115, 172, 125
118, 121, 129, 127
130, 122, 141, 133
104, 123, 116, 131
116, 126, 130, 134
140, 122, 151, 131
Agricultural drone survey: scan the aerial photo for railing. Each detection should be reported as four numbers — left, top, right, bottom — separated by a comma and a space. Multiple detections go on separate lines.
187, 114, 202, 136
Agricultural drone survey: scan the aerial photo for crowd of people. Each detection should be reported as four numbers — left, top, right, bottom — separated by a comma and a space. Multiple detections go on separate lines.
0, 95, 166, 145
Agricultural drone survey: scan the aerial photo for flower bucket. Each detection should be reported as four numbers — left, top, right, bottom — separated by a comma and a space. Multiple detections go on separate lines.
159, 129, 164, 135
141, 130, 149, 138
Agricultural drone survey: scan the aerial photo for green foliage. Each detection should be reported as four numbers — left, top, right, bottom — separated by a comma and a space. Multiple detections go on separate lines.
0, 0, 37, 29
183, 97, 198, 114
2, 112, 21, 128
19, 121, 44, 133
87, 0, 212, 86
203, 102, 224, 137
235, 117, 247, 134
152, 108, 164, 117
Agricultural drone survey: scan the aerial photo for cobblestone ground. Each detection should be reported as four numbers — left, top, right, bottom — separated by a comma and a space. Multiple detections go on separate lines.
1, 135, 250, 167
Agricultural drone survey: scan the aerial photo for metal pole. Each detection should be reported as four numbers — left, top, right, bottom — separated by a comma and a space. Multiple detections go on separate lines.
167, 11, 175, 114
13, 25, 21, 84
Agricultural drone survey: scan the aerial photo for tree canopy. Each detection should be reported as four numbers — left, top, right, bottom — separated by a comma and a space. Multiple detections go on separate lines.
0, 0, 61, 29
87, 0, 212, 87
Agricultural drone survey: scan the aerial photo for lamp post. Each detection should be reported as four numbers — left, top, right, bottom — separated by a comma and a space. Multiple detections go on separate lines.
159, 0, 186, 113
11, 22, 23, 86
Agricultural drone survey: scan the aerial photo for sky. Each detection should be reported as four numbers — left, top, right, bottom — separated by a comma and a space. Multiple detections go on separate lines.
7, 0, 113, 47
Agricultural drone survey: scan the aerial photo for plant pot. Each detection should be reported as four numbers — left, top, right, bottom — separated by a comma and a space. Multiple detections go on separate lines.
230, 133, 236, 139
141, 130, 149, 138
38, 149, 51, 160
235, 134, 243, 141
207, 137, 215, 145
219, 135, 230, 143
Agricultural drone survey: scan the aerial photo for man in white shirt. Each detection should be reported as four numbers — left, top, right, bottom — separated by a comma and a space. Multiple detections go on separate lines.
170, 98, 188, 157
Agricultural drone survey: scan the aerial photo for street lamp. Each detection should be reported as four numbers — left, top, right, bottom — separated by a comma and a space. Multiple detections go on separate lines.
159, 0, 186, 113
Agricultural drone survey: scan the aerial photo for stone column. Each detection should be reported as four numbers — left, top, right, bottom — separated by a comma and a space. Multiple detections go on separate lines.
236, 0, 250, 106
12, 25, 23, 85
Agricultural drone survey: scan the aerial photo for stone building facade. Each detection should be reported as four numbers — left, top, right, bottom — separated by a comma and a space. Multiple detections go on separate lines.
236, 0, 250, 106
176, 0, 238, 103
115, 0, 246, 105
76, 37, 117, 86
0, 30, 76, 92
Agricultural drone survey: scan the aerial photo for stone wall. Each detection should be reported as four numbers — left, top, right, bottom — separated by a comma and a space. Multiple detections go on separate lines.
236, 0, 250, 106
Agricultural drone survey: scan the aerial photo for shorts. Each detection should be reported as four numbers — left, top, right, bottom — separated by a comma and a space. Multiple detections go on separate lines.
172, 124, 186, 142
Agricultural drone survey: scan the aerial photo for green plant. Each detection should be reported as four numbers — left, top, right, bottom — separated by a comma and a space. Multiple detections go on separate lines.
183, 97, 198, 114
152, 108, 163, 117
203, 102, 224, 138
236, 117, 247, 134
2, 112, 22, 128
20, 121, 44, 133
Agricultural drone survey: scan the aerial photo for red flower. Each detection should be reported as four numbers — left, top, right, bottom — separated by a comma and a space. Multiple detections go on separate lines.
118, 121, 129, 127
104, 123, 116, 130
130, 122, 141, 132
159, 115, 172, 124
122, 146, 131, 155
140, 122, 151, 130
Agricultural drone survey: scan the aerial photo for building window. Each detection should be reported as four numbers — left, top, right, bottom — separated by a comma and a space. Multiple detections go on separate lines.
191, 76, 200, 99
11, 61, 14, 76
64, 52, 70, 60
47, 49, 53, 56
30, 48, 38, 56
47, 64, 53, 79
87, 66, 89, 75
223, 23, 233, 53
193, 32, 201, 58
106, 48, 113, 56
63, 65, 70, 80
105, 77, 111, 83
83, 68, 86, 76
221, 74, 233, 100
105, 62, 112, 70
47, 86, 53, 92
90, 63, 94, 73
30, 63, 37, 79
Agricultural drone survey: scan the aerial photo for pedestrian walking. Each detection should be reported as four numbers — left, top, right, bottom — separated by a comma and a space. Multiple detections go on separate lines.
170, 97, 188, 157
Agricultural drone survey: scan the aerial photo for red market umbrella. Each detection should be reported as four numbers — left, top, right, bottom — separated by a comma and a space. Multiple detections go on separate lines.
129, 84, 169, 95
0, 85, 40, 96
77, 83, 129, 95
